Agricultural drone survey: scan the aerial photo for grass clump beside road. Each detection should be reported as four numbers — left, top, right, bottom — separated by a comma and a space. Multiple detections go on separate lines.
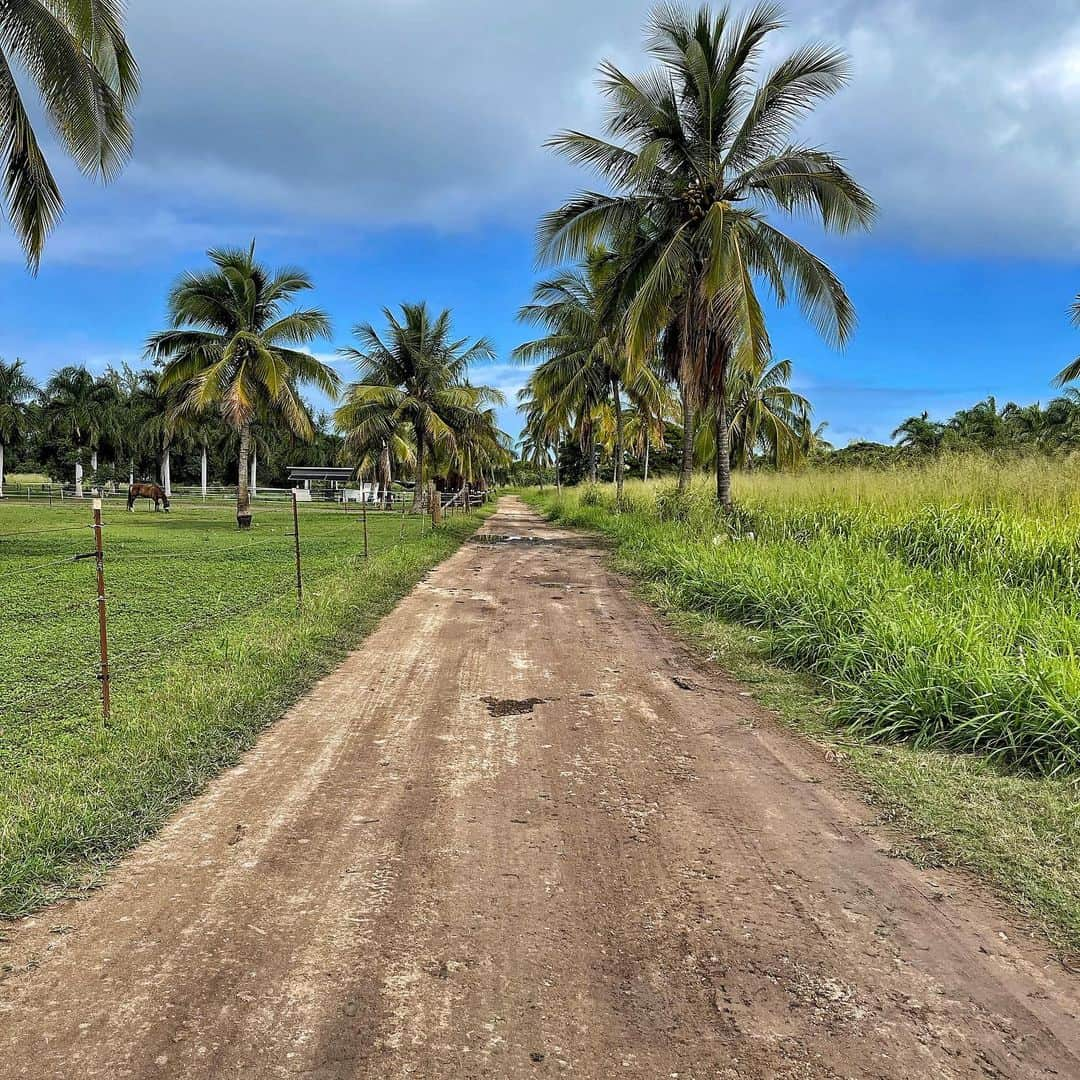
1, 498, 491, 916
525, 459, 1080, 950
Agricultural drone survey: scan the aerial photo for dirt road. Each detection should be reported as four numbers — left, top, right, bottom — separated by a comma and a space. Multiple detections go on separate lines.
2, 497, 1079, 1079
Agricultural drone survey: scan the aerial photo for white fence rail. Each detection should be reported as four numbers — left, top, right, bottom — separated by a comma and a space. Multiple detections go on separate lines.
1, 480, 495, 510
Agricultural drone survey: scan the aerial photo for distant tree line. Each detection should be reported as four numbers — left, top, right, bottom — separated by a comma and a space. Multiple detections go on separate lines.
824, 393, 1080, 468
0, 356, 343, 498
0, 250, 513, 525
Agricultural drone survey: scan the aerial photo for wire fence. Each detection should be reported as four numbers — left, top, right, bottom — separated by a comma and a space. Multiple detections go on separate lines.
0, 478, 488, 510
0, 486, 492, 727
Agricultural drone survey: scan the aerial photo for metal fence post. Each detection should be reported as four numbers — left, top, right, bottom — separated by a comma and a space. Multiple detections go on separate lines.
292, 490, 303, 607
92, 498, 111, 722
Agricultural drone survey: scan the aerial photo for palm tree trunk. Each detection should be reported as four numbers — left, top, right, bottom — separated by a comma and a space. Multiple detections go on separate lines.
679, 382, 694, 492
74, 448, 84, 499
555, 457, 561, 493
587, 428, 598, 484
161, 447, 172, 497
0, 441, 5, 497
612, 376, 625, 499
91, 449, 98, 476
715, 398, 732, 509
250, 443, 257, 496
411, 425, 425, 511
201, 443, 208, 499
379, 442, 392, 508
237, 424, 252, 528
643, 439, 650, 483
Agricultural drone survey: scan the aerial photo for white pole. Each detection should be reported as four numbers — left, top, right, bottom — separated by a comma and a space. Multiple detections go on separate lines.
201, 443, 208, 500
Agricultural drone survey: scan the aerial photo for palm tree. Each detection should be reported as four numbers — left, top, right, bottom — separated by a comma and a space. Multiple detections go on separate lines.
627, 355, 678, 480
726, 356, 809, 468
892, 411, 943, 454
515, 252, 642, 497
1054, 295, 1080, 387
147, 243, 339, 527
40, 366, 116, 496
518, 391, 566, 491
1, 0, 139, 270
1002, 401, 1048, 449
449, 395, 511, 490
1044, 391, 1080, 449
335, 303, 496, 509
0, 358, 38, 495
943, 396, 1006, 451
335, 392, 416, 504
103, 362, 146, 484
538, 2, 873, 507
134, 370, 195, 497
801, 419, 833, 457
518, 428, 553, 489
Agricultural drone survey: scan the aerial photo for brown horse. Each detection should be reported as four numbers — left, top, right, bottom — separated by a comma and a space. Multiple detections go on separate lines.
127, 482, 170, 512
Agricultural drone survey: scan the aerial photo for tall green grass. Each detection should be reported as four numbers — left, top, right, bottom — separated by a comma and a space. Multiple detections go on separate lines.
532, 456, 1080, 775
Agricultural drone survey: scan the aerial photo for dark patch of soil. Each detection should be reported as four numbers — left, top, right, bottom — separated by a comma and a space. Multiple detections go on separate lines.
481, 696, 546, 717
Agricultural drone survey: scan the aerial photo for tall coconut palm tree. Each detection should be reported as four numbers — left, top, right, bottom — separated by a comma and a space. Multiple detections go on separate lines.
40, 365, 116, 495
447, 394, 511, 489
538, 2, 873, 507
335, 303, 496, 509
147, 242, 338, 527
334, 392, 416, 504
515, 252, 643, 497
727, 355, 809, 468
692, 354, 808, 469
1, 0, 139, 270
0, 358, 37, 495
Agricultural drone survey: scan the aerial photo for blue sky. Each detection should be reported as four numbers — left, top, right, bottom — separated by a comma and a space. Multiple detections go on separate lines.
2, 0, 1079, 447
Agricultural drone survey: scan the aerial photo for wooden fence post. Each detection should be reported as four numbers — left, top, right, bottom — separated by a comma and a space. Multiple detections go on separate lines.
292, 490, 303, 607
92, 498, 111, 722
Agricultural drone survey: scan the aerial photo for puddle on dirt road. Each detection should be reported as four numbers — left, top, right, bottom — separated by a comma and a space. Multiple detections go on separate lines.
481, 696, 547, 717
469, 534, 550, 544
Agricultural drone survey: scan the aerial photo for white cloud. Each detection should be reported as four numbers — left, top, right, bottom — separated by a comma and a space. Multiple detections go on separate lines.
15, 0, 1080, 262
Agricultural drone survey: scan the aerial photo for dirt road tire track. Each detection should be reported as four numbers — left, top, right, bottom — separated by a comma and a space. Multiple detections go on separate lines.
2, 497, 1078, 1078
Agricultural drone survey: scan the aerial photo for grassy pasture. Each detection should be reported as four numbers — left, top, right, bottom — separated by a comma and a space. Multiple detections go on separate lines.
2, 474, 50, 486
526, 457, 1080, 947
0, 496, 488, 915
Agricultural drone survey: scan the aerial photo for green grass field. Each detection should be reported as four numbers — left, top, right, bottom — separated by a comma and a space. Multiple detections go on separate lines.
0, 496, 488, 916
526, 458, 1080, 948
534, 457, 1080, 774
